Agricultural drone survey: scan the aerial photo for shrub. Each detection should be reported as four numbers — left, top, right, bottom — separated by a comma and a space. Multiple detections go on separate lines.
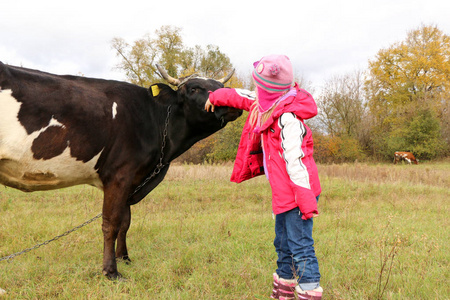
314, 133, 365, 163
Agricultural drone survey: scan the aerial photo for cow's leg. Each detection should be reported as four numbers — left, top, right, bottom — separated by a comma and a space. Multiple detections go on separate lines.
101, 181, 130, 279
116, 204, 131, 263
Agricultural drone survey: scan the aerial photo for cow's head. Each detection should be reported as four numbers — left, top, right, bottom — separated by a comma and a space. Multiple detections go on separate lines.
150, 65, 242, 131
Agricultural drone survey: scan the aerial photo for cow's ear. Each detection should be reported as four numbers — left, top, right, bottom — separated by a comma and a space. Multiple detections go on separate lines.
149, 83, 179, 104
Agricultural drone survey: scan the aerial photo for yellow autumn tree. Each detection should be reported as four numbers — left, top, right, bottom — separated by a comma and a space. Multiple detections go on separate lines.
366, 24, 450, 159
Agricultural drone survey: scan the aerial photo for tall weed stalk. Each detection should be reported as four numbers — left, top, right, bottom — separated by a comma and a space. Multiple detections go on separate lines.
375, 217, 401, 300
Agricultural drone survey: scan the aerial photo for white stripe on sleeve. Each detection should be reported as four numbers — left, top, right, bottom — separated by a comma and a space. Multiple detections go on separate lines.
235, 89, 256, 100
279, 112, 310, 189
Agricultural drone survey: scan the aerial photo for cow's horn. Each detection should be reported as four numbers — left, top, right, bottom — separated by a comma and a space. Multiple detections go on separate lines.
217, 69, 235, 84
156, 64, 180, 86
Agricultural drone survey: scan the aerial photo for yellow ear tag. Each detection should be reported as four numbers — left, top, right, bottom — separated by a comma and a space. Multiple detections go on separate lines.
151, 85, 160, 97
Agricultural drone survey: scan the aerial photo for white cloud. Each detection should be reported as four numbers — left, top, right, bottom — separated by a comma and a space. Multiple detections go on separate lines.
1, 0, 449, 89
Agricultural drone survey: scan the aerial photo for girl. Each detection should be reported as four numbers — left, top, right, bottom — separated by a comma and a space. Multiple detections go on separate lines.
205, 55, 322, 300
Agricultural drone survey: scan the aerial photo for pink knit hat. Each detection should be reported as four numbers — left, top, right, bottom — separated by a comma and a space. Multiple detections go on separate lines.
252, 54, 293, 112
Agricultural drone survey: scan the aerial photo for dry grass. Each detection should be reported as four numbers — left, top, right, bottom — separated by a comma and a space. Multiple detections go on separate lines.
318, 162, 449, 188
165, 163, 234, 182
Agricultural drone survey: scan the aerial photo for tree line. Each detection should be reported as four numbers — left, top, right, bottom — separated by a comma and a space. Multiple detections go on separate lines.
112, 24, 450, 163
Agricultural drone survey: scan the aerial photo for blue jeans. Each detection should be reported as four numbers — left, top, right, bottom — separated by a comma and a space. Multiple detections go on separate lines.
274, 199, 320, 284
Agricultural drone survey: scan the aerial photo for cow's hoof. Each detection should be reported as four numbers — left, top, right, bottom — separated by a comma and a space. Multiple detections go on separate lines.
117, 255, 132, 265
103, 270, 123, 280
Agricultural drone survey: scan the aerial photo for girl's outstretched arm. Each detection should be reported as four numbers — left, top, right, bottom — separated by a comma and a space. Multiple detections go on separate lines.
207, 88, 256, 112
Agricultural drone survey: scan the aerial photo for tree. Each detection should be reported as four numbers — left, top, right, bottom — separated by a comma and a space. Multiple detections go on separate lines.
368, 25, 450, 109
111, 34, 157, 87
366, 24, 450, 159
154, 25, 184, 78
311, 70, 367, 162
111, 25, 234, 87
316, 70, 367, 138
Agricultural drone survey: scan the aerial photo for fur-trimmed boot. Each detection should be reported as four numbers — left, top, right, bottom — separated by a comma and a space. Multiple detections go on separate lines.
277, 277, 298, 300
295, 285, 323, 300
270, 273, 280, 299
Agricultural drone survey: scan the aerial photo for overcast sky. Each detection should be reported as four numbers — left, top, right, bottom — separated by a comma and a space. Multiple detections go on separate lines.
1, 0, 449, 92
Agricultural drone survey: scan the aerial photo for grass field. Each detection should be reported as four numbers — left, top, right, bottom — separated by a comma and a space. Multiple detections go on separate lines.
0, 162, 448, 299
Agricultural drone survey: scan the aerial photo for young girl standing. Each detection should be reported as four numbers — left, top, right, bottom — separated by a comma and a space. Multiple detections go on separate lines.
205, 55, 322, 300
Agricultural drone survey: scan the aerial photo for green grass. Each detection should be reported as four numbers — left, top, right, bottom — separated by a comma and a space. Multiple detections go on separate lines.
0, 163, 449, 299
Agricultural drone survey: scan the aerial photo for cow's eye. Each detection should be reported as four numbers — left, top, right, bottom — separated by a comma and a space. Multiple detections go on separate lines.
190, 87, 197, 93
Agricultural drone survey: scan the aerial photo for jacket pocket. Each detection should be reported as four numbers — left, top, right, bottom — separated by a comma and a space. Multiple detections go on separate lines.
249, 150, 264, 176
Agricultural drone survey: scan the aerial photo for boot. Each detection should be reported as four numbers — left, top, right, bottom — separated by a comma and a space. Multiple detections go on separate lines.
270, 273, 280, 299
295, 285, 323, 300
277, 277, 298, 300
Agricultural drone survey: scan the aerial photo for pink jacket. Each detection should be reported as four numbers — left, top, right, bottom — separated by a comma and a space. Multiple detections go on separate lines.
209, 84, 321, 219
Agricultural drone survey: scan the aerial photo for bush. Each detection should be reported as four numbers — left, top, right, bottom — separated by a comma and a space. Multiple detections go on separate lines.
313, 133, 365, 163
406, 110, 448, 159
381, 109, 448, 161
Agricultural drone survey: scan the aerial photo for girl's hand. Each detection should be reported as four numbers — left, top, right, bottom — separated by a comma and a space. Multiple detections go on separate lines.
204, 98, 215, 112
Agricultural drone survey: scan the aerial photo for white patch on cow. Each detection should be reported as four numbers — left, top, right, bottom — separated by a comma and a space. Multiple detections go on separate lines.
112, 102, 118, 119
0, 90, 103, 191
48, 116, 65, 128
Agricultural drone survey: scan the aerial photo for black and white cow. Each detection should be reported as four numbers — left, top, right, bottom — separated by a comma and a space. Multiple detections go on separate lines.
0, 62, 241, 278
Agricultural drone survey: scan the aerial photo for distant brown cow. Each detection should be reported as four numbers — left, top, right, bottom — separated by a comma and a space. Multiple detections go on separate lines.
394, 152, 418, 165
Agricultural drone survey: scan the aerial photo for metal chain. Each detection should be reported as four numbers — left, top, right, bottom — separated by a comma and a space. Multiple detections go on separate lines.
0, 213, 102, 262
0, 105, 172, 262
129, 104, 172, 197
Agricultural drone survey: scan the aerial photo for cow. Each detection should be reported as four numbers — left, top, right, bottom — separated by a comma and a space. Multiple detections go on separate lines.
393, 151, 418, 165
0, 62, 242, 279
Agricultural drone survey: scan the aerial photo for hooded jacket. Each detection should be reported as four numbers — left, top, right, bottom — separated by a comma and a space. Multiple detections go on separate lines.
208, 84, 321, 219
